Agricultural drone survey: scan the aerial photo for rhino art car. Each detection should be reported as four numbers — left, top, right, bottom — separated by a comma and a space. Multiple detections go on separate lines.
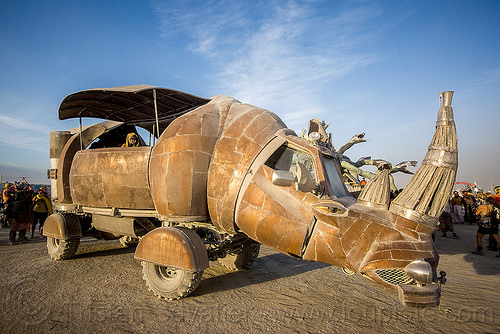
44, 85, 457, 307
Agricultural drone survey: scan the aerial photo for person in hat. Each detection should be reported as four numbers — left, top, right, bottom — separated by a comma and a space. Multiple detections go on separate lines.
2, 183, 14, 228
31, 187, 52, 238
3, 183, 13, 202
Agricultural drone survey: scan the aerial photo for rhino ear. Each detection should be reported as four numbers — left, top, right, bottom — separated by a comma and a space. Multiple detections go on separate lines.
207, 101, 287, 234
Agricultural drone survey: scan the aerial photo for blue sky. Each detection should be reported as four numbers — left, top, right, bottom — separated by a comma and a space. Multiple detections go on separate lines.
1, 0, 499, 191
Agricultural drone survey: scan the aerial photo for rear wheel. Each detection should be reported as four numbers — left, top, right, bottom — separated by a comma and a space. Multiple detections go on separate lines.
218, 242, 260, 270
47, 237, 80, 260
141, 261, 203, 300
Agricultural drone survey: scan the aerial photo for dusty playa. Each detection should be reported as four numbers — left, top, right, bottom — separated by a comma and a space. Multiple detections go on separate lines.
0, 223, 498, 333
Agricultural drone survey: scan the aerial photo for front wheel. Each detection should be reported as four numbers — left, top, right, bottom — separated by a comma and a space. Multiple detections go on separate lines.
218, 242, 260, 270
119, 236, 139, 248
141, 261, 203, 300
47, 237, 80, 260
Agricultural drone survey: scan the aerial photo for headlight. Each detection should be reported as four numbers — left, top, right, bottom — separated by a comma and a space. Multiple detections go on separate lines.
308, 132, 321, 142
404, 259, 433, 286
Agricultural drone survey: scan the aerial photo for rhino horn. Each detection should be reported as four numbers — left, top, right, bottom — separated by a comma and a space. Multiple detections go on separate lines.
388, 91, 458, 227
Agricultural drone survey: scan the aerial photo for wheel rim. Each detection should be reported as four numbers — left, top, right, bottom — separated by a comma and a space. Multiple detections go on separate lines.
51, 238, 61, 247
156, 266, 178, 281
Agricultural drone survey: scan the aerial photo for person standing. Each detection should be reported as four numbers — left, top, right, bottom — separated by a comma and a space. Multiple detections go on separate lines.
494, 186, 500, 208
3, 183, 14, 230
438, 203, 459, 238
472, 197, 500, 257
8, 183, 32, 245
450, 191, 464, 224
463, 191, 477, 224
31, 187, 52, 238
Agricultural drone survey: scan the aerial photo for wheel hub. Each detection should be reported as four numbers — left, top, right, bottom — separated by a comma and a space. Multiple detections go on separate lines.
157, 266, 178, 280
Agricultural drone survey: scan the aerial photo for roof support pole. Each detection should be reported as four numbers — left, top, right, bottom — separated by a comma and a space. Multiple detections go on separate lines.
153, 89, 160, 140
79, 117, 83, 150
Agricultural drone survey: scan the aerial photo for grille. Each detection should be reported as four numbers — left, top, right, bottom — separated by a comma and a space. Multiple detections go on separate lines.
374, 268, 414, 285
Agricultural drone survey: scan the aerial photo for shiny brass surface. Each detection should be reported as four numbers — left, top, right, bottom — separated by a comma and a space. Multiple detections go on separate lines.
69, 147, 154, 209
52, 86, 457, 307
42, 213, 82, 240
207, 97, 287, 233
149, 101, 219, 220
134, 227, 209, 271
56, 121, 124, 204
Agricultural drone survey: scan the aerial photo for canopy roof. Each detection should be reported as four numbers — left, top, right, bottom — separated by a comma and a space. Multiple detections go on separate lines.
58, 85, 210, 134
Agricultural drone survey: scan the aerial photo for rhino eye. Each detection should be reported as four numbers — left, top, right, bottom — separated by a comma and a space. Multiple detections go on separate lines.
329, 207, 343, 214
312, 204, 346, 216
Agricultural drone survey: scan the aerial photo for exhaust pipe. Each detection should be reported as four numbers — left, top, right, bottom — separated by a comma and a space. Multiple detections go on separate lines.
389, 91, 457, 227
49, 131, 71, 201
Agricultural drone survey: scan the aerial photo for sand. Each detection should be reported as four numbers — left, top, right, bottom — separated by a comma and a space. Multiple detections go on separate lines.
0, 223, 498, 333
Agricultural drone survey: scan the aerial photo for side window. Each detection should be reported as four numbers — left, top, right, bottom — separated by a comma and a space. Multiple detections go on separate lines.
265, 145, 316, 182
323, 157, 349, 198
87, 125, 147, 149
291, 151, 316, 181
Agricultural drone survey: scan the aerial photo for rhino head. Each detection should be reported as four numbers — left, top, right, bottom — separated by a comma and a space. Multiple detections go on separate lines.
150, 90, 456, 307
204, 91, 456, 307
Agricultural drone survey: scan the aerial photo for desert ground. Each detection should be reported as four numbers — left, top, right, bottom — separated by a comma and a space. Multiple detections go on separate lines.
0, 223, 498, 334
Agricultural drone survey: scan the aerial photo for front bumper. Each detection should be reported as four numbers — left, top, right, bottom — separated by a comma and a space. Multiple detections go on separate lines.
397, 283, 440, 308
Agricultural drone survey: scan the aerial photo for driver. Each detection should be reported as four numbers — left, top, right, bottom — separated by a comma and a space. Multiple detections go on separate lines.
122, 133, 139, 147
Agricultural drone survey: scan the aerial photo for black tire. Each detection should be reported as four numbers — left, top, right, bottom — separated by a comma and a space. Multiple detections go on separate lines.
47, 237, 80, 260
119, 236, 139, 248
218, 242, 260, 270
141, 261, 203, 300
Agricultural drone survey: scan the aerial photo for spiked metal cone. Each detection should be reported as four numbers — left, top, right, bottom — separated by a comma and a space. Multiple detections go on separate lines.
389, 91, 458, 226
357, 164, 392, 210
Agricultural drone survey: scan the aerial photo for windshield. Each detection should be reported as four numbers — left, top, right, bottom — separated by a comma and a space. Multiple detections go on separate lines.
322, 156, 349, 198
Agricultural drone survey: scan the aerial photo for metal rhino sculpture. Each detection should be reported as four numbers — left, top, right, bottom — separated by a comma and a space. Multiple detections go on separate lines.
44, 85, 457, 308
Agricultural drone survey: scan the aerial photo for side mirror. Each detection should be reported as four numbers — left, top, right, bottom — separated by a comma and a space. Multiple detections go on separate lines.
296, 162, 316, 193
272, 170, 294, 187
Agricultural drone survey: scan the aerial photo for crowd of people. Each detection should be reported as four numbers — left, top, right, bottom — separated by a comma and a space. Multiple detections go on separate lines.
438, 185, 500, 257
1, 181, 52, 245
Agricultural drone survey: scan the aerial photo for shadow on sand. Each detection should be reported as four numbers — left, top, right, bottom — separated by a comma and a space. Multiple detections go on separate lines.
194, 252, 329, 297
74, 238, 136, 259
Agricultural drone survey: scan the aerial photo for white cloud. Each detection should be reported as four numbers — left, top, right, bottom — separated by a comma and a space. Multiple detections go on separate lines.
0, 162, 47, 184
0, 93, 54, 153
154, 0, 385, 126
468, 67, 500, 86
0, 115, 50, 134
